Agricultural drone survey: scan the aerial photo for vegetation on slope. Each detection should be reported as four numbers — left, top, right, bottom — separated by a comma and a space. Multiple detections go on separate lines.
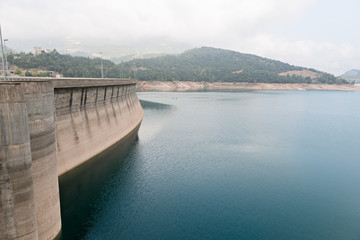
7, 47, 345, 84
119, 47, 342, 84
7, 50, 121, 78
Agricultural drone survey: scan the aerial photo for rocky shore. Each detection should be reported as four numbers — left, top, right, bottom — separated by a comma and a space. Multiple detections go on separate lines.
137, 81, 360, 92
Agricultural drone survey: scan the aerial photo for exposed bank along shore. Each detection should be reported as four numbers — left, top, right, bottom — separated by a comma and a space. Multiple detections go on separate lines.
137, 81, 360, 92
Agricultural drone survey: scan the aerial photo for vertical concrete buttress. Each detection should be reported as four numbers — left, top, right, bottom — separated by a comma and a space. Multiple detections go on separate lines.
0, 83, 39, 240
21, 81, 62, 240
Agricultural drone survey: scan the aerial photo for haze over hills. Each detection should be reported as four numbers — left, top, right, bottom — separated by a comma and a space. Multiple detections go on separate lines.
6, 37, 190, 63
341, 69, 360, 79
7, 46, 345, 84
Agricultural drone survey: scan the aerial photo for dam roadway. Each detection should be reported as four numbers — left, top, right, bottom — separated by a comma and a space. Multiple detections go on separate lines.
0, 77, 144, 240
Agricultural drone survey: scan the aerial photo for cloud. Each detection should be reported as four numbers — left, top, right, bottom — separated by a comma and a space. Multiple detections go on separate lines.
1, 0, 314, 41
237, 34, 360, 75
0, 0, 359, 74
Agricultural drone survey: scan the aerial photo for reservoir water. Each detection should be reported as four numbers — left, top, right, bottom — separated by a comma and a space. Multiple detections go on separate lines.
59, 91, 360, 240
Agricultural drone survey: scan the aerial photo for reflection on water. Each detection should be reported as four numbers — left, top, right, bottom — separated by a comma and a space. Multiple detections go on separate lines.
140, 99, 172, 110
138, 99, 175, 142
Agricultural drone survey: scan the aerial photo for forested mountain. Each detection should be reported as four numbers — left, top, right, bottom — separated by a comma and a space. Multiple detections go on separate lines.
119, 47, 342, 84
8, 47, 344, 84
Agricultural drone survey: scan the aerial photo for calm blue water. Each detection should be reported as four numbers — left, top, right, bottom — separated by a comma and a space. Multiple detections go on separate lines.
59, 91, 360, 240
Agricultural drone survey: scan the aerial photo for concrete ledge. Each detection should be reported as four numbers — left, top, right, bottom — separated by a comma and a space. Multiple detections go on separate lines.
8, 77, 137, 88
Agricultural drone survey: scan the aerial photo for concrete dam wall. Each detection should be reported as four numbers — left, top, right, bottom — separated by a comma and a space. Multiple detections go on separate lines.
0, 78, 143, 240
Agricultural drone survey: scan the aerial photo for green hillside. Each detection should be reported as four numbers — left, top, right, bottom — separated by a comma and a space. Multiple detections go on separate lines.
7, 47, 344, 84
7, 50, 121, 78
119, 47, 342, 84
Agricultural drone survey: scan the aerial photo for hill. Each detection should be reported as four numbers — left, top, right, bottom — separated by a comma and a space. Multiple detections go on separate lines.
7, 50, 121, 78
341, 69, 360, 79
7, 47, 344, 84
119, 47, 343, 84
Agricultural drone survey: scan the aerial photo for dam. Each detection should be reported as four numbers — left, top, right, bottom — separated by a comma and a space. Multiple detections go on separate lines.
0, 77, 144, 240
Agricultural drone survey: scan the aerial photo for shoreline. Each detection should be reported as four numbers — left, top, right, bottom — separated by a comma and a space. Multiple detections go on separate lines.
137, 81, 360, 92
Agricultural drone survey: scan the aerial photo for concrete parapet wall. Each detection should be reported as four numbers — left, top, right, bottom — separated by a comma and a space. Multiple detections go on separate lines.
54, 84, 136, 109
9, 77, 137, 88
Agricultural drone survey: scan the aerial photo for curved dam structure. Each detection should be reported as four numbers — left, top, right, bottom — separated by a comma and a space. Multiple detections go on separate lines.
0, 78, 143, 240
53, 78, 143, 176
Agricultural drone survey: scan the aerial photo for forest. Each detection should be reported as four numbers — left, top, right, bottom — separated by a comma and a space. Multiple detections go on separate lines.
7, 47, 345, 84
7, 50, 122, 78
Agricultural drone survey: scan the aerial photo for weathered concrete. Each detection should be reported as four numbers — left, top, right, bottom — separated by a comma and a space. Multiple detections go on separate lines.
54, 81, 143, 175
20, 81, 61, 240
0, 78, 143, 239
0, 83, 38, 240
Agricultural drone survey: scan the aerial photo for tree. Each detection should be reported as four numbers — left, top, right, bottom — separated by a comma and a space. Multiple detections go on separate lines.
14, 68, 22, 75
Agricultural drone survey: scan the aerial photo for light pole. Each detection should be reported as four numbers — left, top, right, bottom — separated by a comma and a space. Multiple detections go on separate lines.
0, 25, 6, 81
132, 63, 136, 79
4, 39, 8, 80
100, 52, 104, 78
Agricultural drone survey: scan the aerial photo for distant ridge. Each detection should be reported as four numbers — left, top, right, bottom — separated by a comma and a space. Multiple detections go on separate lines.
119, 47, 344, 84
7, 46, 346, 84
341, 69, 360, 79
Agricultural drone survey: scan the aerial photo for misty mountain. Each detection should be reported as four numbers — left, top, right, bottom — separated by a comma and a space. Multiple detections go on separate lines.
6, 36, 190, 62
110, 53, 167, 64
341, 69, 360, 79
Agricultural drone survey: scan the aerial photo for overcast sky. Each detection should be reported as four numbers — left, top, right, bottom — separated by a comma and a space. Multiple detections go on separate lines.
1, 0, 359, 75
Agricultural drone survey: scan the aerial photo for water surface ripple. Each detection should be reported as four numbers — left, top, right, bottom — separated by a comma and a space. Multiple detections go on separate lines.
60, 91, 360, 240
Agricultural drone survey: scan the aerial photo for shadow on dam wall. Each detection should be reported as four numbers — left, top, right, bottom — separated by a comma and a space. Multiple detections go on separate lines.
58, 98, 174, 239
54, 80, 143, 239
